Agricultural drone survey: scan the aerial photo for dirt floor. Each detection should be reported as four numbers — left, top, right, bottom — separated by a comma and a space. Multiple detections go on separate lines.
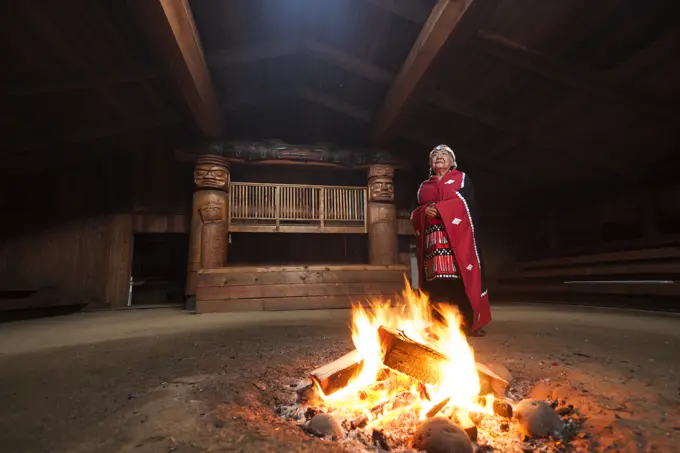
0, 304, 678, 453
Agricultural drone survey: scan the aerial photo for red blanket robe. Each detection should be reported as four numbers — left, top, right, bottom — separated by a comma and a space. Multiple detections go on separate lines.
411, 169, 491, 331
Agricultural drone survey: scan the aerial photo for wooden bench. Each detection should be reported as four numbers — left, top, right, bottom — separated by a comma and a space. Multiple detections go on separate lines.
496, 245, 680, 300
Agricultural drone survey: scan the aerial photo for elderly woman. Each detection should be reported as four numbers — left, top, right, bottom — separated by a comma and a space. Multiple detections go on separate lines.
410, 145, 491, 335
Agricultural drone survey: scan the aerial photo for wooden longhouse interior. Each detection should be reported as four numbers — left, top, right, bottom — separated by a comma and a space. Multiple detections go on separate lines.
2, 0, 679, 316
2, 2, 680, 453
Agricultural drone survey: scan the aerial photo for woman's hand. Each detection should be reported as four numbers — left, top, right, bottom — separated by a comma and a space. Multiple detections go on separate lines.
425, 204, 439, 220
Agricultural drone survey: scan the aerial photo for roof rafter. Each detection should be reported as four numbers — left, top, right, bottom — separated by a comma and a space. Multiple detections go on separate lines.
474, 30, 680, 124
130, 0, 223, 138
424, 90, 627, 177
370, 0, 487, 144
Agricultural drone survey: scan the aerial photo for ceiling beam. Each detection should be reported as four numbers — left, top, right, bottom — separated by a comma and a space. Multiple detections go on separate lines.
370, 0, 481, 143
474, 30, 680, 124
130, 0, 223, 138
364, 0, 432, 24
424, 90, 627, 177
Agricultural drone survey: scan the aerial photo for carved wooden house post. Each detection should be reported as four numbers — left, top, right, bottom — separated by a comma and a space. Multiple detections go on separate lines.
367, 164, 398, 265
186, 154, 230, 297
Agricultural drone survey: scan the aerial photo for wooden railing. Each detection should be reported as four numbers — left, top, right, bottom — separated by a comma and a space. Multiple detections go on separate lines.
229, 182, 367, 233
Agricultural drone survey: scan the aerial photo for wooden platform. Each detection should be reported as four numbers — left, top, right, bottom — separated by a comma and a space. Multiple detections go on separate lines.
196, 265, 409, 313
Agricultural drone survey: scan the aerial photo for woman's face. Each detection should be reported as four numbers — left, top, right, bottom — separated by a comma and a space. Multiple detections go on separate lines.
430, 149, 452, 173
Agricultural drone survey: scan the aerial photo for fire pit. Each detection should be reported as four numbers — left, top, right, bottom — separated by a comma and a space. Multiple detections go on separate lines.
275, 282, 582, 452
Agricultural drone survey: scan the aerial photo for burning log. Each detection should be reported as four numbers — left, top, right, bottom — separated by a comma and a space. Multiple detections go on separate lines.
378, 326, 447, 385
310, 349, 363, 396
378, 326, 510, 393
426, 397, 451, 418
454, 410, 478, 442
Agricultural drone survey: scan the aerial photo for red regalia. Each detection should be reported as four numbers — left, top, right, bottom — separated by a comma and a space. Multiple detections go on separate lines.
411, 169, 491, 332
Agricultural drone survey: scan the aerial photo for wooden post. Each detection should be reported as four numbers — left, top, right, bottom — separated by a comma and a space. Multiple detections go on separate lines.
186, 154, 230, 297
367, 164, 398, 265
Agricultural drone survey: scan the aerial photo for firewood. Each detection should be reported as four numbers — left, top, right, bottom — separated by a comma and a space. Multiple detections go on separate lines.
377, 326, 510, 392
426, 397, 451, 418
378, 326, 447, 385
454, 410, 478, 442
310, 349, 364, 396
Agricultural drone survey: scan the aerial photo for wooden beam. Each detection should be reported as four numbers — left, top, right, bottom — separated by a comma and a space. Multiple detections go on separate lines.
423, 90, 627, 178
130, 0, 223, 138
474, 30, 680, 124
365, 0, 432, 24
370, 0, 482, 143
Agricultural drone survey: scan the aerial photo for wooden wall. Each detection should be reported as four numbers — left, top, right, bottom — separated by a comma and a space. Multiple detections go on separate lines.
0, 150, 192, 311
517, 182, 680, 260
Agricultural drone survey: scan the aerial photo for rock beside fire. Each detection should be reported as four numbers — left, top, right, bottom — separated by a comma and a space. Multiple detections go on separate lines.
307, 413, 344, 439
515, 399, 564, 438
412, 417, 473, 453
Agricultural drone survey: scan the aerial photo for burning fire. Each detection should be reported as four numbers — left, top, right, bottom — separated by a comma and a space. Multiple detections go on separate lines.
316, 278, 494, 429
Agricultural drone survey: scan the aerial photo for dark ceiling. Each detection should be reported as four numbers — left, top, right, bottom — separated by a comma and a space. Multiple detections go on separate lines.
1, 0, 679, 207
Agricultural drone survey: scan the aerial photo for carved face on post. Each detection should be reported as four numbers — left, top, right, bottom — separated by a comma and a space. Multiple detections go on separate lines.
369, 177, 395, 202
368, 164, 395, 203
199, 200, 225, 223
194, 164, 229, 189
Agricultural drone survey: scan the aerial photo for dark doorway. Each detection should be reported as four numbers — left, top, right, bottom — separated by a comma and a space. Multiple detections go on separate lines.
130, 233, 188, 306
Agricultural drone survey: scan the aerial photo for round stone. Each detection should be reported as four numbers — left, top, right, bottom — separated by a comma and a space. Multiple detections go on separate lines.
515, 399, 564, 438
412, 417, 474, 453
307, 413, 344, 439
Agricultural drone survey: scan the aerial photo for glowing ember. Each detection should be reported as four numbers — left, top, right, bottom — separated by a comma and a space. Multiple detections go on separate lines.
315, 277, 495, 429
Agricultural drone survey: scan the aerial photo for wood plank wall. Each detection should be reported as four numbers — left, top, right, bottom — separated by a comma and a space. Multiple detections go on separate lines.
0, 151, 193, 311
196, 265, 409, 312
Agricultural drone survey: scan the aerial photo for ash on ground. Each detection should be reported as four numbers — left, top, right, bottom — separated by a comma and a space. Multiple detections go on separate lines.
274, 376, 585, 453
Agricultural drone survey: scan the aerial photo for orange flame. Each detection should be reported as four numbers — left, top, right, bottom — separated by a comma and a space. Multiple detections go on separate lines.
318, 277, 493, 426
